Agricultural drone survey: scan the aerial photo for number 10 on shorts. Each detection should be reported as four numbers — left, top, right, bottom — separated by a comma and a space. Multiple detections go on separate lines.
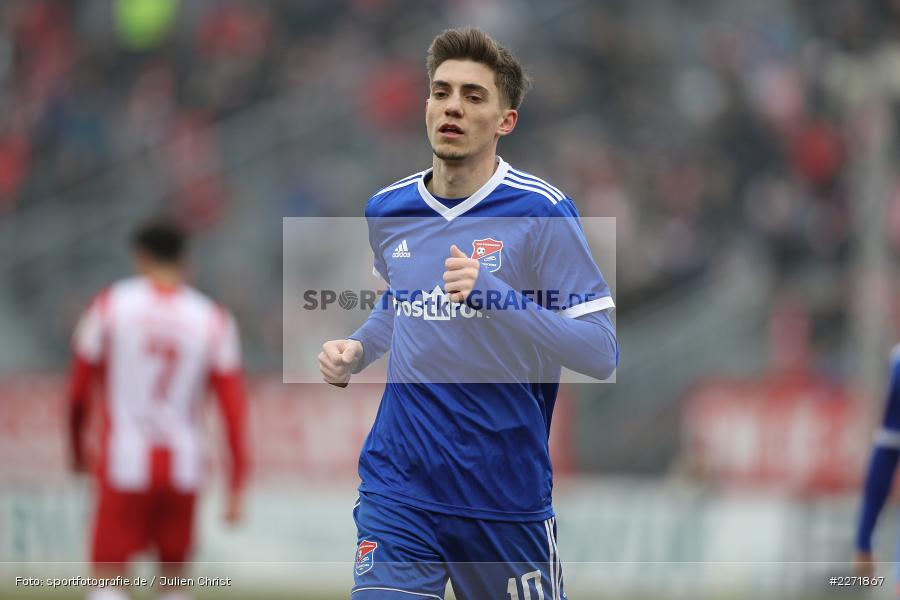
507, 570, 543, 600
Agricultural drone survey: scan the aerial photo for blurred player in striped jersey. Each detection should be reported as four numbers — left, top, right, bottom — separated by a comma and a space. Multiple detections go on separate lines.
68, 218, 248, 600
855, 344, 900, 597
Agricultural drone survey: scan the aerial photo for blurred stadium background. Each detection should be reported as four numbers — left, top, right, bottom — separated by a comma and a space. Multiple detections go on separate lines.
2, 0, 900, 598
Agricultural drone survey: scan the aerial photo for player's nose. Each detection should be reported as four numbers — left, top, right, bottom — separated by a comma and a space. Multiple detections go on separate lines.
444, 94, 463, 116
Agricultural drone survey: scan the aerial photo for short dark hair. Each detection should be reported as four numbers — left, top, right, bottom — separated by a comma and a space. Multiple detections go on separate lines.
426, 27, 531, 109
131, 217, 186, 263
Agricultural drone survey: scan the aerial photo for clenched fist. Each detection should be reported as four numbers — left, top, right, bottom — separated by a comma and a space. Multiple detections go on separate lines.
318, 339, 363, 387
443, 244, 480, 303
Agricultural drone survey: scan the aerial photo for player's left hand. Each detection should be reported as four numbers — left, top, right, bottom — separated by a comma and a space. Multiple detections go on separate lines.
443, 245, 480, 303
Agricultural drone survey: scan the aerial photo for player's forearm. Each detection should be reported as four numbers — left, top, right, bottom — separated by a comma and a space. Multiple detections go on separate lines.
210, 371, 249, 492
69, 404, 87, 468
67, 354, 94, 466
856, 446, 900, 551
348, 291, 395, 373
471, 270, 618, 380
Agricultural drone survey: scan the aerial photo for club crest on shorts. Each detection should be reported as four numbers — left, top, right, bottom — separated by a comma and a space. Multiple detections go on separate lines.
471, 238, 503, 273
355, 539, 378, 576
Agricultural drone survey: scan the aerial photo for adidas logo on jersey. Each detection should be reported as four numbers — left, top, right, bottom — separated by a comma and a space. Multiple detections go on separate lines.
392, 240, 411, 258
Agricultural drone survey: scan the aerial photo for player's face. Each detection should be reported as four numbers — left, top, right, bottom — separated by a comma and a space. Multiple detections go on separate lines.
426, 60, 517, 162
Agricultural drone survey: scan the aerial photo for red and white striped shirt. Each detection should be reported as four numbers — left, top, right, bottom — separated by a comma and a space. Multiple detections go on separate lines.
68, 276, 247, 493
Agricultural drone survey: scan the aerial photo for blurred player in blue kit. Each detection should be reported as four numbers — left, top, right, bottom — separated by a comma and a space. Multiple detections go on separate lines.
319, 27, 618, 599
856, 345, 900, 596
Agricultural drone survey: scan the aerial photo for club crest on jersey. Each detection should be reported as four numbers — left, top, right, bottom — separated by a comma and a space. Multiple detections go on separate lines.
471, 238, 503, 273
355, 540, 378, 576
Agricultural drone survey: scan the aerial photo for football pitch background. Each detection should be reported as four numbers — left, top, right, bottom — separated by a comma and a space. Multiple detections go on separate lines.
0, 590, 342, 600
2, 477, 894, 599
0, 380, 893, 599
0, 585, 878, 600
0, 587, 881, 600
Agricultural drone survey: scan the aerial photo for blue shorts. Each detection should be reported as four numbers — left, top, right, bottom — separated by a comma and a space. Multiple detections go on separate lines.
351, 492, 568, 600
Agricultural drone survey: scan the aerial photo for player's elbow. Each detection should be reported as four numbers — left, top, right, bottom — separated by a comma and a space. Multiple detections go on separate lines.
590, 331, 618, 380
574, 356, 615, 381
563, 321, 617, 380
592, 355, 617, 381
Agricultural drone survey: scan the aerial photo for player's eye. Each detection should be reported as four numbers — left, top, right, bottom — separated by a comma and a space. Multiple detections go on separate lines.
467, 95, 482, 103
432, 90, 448, 99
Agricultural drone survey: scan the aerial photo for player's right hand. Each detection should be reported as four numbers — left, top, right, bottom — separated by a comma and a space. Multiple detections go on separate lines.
224, 489, 244, 525
318, 339, 363, 387
854, 551, 875, 578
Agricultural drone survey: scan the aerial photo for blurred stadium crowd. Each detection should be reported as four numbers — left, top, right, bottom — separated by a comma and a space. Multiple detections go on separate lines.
5, 5, 900, 594
3, 0, 900, 376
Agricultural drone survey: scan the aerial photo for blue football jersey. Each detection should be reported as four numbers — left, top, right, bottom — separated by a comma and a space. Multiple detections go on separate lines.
354, 156, 615, 521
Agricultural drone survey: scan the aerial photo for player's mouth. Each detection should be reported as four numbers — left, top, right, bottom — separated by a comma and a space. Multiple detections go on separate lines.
438, 123, 465, 139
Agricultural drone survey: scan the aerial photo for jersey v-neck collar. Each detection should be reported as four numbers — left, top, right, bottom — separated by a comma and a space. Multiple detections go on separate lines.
417, 156, 509, 221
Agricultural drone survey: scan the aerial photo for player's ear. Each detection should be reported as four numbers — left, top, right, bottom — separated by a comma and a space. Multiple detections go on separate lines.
497, 108, 517, 137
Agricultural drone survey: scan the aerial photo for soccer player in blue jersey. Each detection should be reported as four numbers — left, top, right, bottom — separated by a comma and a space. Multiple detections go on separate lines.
319, 27, 618, 599
856, 346, 900, 593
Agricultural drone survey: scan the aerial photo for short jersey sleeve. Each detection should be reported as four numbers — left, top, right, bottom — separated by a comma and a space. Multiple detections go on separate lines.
72, 289, 110, 364
534, 202, 614, 318
210, 309, 242, 374
366, 213, 390, 285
